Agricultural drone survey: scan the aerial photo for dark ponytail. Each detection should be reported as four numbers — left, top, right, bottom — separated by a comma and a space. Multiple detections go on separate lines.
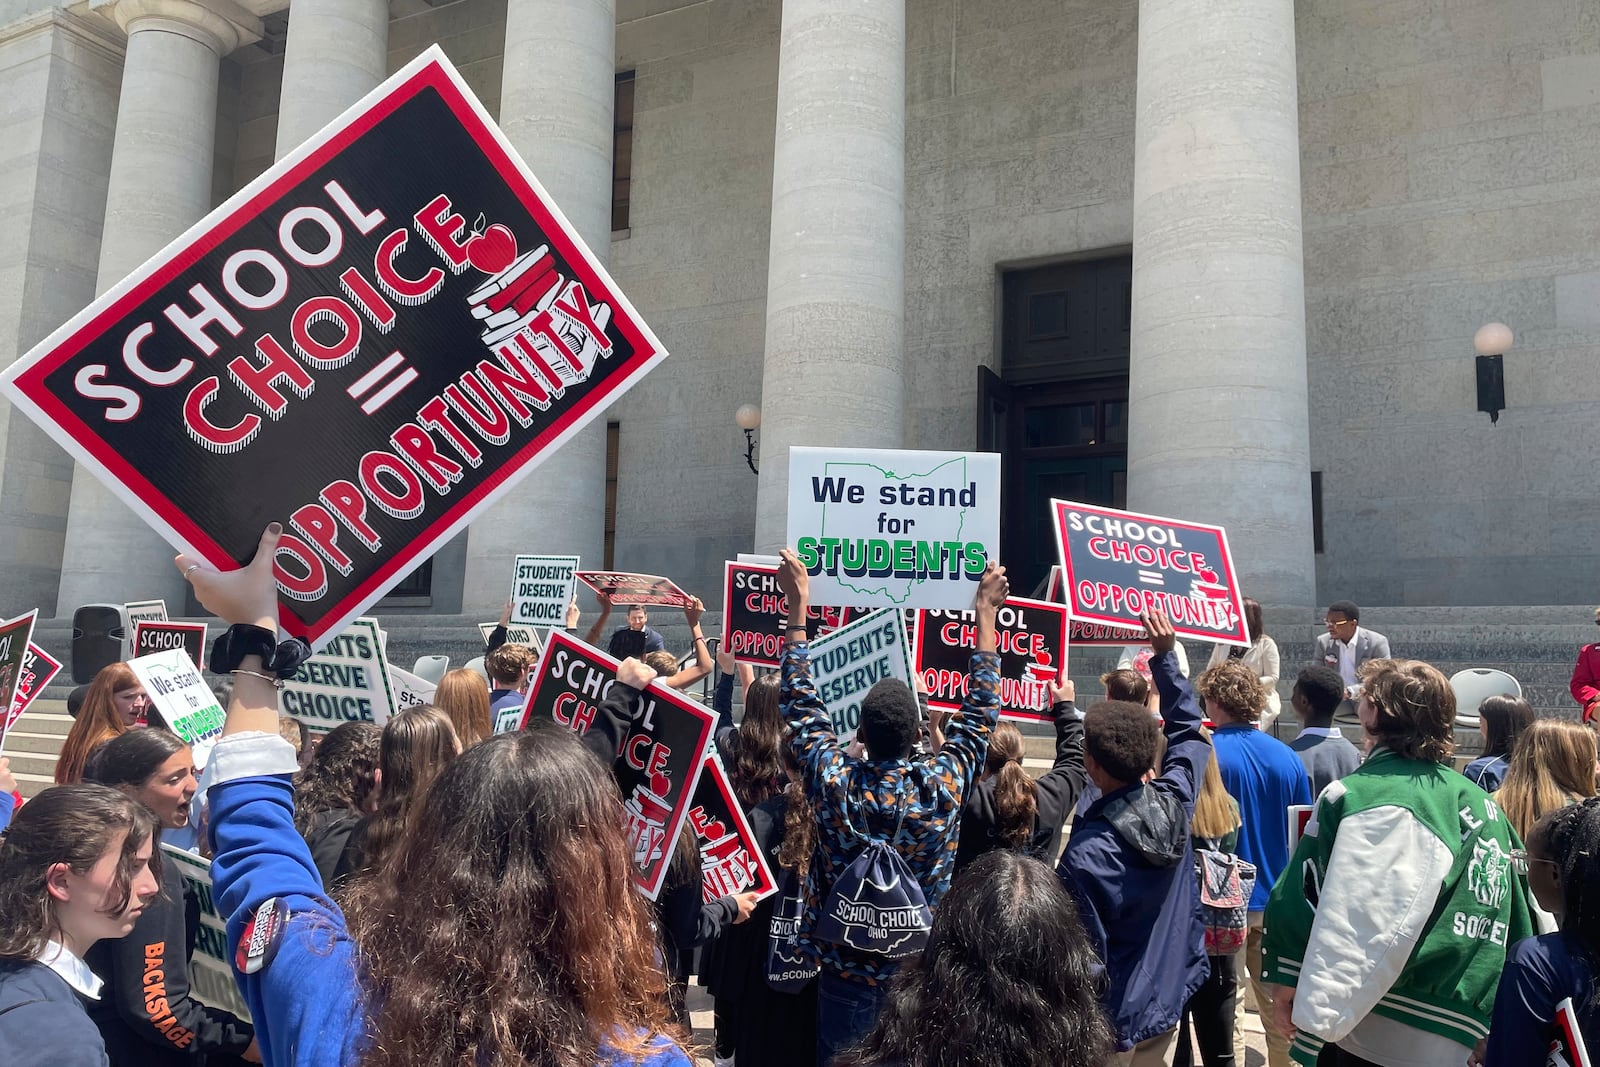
986, 722, 1037, 849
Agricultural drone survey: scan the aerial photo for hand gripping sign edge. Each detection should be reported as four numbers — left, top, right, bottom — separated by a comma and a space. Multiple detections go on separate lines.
0, 45, 668, 652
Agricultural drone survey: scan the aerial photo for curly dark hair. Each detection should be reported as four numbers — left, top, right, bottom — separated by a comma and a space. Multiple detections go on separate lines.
1196, 661, 1266, 724
341, 723, 685, 1067
730, 674, 785, 809
292, 721, 381, 835
1362, 659, 1455, 763
1083, 700, 1159, 784
839, 850, 1113, 1067
1540, 798, 1600, 1009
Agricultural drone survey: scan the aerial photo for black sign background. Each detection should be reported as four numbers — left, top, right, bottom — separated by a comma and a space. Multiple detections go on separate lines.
5, 55, 663, 647
912, 597, 1067, 723
518, 631, 714, 898
133, 622, 206, 669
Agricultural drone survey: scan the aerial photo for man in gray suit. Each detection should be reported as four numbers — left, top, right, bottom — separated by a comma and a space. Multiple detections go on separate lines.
1315, 600, 1391, 725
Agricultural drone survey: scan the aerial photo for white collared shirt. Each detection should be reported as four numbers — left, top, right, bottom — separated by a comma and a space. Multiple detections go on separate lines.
36, 939, 102, 1000
1336, 635, 1359, 691
1297, 726, 1342, 739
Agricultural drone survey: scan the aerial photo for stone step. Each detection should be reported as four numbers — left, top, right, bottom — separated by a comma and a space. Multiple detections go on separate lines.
2, 730, 68, 756
14, 770, 55, 800
8, 752, 59, 797
12, 708, 73, 737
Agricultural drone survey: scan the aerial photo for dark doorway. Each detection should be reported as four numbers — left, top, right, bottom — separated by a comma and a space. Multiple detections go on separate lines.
984, 255, 1132, 593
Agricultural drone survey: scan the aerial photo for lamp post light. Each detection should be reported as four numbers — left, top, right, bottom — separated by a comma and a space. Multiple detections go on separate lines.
735, 404, 761, 474
1472, 322, 1513, 425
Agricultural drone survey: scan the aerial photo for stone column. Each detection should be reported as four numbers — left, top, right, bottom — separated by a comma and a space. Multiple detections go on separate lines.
459, 0, 615, 610
55, 0, 259, 615
752, 0, 906, 552
273, 0, 389, 159
1125, 0, 1314, 612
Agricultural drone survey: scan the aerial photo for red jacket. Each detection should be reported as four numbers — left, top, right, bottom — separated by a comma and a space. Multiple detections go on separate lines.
1571, 643, 1600, 719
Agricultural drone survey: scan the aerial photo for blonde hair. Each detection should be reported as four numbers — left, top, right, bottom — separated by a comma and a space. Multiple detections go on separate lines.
1495, 719, 1598, 840
1191, 727, 1241, 842
434, 668, 491, 749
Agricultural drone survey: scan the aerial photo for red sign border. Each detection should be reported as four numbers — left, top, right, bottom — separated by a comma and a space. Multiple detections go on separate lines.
3, 629, 55, 741
1051, 499, 1250, 646
577, 570, 693, 609
721, 560, 781, 669
692, 753, 778, 904
516, 629, 715, 900
0, 47, 667, 649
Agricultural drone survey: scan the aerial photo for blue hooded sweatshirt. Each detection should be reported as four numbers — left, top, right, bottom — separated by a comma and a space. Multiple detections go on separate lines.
1056, 650, 1210, 1051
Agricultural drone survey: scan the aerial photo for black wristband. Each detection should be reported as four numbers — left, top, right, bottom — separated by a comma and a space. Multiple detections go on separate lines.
210, 624, 313, 679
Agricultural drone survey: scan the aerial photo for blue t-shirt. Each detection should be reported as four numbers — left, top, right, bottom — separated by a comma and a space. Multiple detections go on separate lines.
1487, 933, 1600, 1066
1211, 724, 1312, 911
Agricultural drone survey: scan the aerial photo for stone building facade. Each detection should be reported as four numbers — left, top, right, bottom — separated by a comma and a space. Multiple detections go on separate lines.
1, 0, 1597, 626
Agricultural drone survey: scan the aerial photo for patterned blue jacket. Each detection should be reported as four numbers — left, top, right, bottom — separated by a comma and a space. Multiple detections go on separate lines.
781, 641, 1000, 984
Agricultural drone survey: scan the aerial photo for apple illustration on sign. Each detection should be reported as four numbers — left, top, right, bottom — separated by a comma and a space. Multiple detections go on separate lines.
465, 213, 518, 275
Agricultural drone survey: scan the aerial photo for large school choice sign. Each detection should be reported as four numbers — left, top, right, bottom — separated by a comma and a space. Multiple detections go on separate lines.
0, 48, 667, 651
161, 846, 252, 1022
128, 648, 227, 767
689, 753, 777, 904
806, 608, 915, 743
4, 642, 63, 746
1052, 500, 1249, 646
913, 596, 1068, 725
518, 631, 715, 899
720, 560, 852, 668
786, 447, 1001, 611
510, 554, 579, 628
282, 617, 397, 732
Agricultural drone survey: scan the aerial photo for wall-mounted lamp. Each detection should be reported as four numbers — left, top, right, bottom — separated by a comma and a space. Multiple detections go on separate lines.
1473, 322, 1512, 425
735, 404, 761, 474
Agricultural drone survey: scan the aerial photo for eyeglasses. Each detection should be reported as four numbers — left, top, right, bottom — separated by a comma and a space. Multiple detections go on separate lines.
1508, 849, 1557, 876
1324, 618, 1353, 629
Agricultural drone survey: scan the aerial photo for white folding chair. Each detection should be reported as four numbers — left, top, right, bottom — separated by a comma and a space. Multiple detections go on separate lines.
411, 654, 450, 686
1449, 668, 1522, 728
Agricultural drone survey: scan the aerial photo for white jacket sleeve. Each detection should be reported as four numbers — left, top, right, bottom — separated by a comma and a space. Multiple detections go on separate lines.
1291, 804, 1454, 1044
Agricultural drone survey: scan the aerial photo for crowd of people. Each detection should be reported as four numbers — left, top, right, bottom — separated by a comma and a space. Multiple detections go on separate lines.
2, 526, 1599, 1067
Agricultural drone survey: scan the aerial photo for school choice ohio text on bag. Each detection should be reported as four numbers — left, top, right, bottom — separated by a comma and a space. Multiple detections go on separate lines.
0, 47, 666, 650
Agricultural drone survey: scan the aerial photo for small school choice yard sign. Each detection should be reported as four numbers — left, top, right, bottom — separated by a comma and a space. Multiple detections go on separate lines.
787, 447, 1001, 611
0, 47, 666, 651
